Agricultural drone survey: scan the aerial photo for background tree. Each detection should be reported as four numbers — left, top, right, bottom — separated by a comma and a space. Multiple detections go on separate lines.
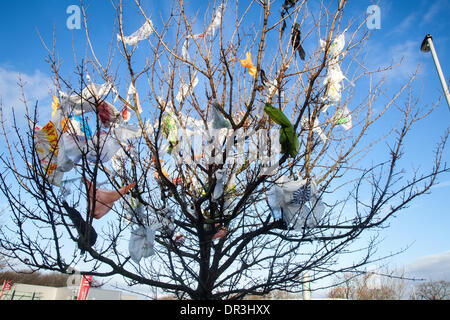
0, 0, 448, 300
328, 268, 409, 300
411, 281, 450, 300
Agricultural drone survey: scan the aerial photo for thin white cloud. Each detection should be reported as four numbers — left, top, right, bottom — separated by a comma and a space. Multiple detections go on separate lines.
387, 12, 416, 37
0, 67, 53, 113
420, 1, 444, 26
405, 251, 450, 281
432, 180, 450, 190
386, 40, 423, 80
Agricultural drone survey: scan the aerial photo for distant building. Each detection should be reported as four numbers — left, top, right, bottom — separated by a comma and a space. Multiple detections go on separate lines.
0, 283, 138, 300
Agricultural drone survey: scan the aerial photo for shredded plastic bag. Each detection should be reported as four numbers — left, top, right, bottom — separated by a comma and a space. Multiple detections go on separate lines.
212, 168, 227, 200
240, 52, 257, 78
118, 20, 154, 46
162, 111, 179, 154
62, 201, 97, 254
301, 116, 327, 144
268, 176, 325, 231
176, 76, 199, 102
129, 225, 157, 263
34, 121, 64, 186
190, 4, 224, 39
86, 180, 136, 219
122, 83, 143, 123
264, 103, 299, 157
334, 106, 352, 130
211, 99, 231, 129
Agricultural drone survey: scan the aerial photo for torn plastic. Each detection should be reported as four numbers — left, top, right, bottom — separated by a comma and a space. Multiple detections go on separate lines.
190, 4, 224, 39
86, 131, 123, 163
129, 224, 159, 264
264, 103, 299, 157
211, 99, 231, 129
97, 101, 121, 127
59, 80, 113, 117
86, 180, 136, 219
62, 130, 122, 164
301, 116, 328, 144
62, 115, 93, 139
59, 77, 120, 128
34, 121, 64, 186
212, 168, 227, 200
240, 52, 257, 78
122, 83, 143, 123
319, 31, 354, 108
268, 176, 325, 231
176, 75, 199, 103
319, 32, 346, 63
334, 106, 352, 130
291, 23, 306, 60
51, 96, 60, 119
118, 20, 154, 46
62, 201, 97, 254
162, 111, 179, 154
260, 71, 284, 104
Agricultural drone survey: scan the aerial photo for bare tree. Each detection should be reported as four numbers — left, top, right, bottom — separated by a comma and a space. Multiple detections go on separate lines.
412, 281, 450, 300
328, 268, 409, 300
0, 0, 448, 300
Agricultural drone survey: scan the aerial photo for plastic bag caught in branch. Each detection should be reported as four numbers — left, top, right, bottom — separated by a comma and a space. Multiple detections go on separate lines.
212, 168, 227, 200
301, 116, 328, 144
59, 83, 120, 128
260, 70, 284, 104
86, 180, 136, 219
319, 31, 354, 107
264, 103, 299, 157
34, 121, 64, 186
61, 115, 93, 138
211, 99, 231, 129
51, 96, 60, 119
97, 101, 121, 127
176, 75, 199, 103
129, 225, 158, 264
334, 106, 352, 130
268, 176, 325, 231
319, 32, 346, 63
62, 201, 97, 254
117, 20, 154, 46
239, 52, 257, 78
162, 111, 179, 154
87, 133, 122, 163
190, 4, 224, 39
62, 129, 122, 164
122, 83, 143, 123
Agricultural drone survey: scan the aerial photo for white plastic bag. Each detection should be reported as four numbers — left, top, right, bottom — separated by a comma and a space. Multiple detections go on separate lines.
118, 20, 154, 46
129, 225, 156, 263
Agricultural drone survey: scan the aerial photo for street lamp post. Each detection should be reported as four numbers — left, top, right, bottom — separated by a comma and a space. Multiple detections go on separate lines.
421, 34, 450, 111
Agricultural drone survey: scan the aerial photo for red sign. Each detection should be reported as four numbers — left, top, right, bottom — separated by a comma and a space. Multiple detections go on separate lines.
0, 280, 14, 300
77, 275, 93, 300
3, 280, 13, 291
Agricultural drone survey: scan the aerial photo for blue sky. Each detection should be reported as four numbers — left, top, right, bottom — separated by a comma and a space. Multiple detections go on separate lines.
0, 0, 449, 299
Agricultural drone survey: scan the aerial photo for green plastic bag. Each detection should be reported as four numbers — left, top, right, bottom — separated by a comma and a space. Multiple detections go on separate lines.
264, 103, 299, 158
264, 103, 292, 128
162, 112, 179, 154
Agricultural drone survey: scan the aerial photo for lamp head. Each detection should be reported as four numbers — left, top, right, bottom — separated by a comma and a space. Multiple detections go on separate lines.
421, 34, 433, 52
